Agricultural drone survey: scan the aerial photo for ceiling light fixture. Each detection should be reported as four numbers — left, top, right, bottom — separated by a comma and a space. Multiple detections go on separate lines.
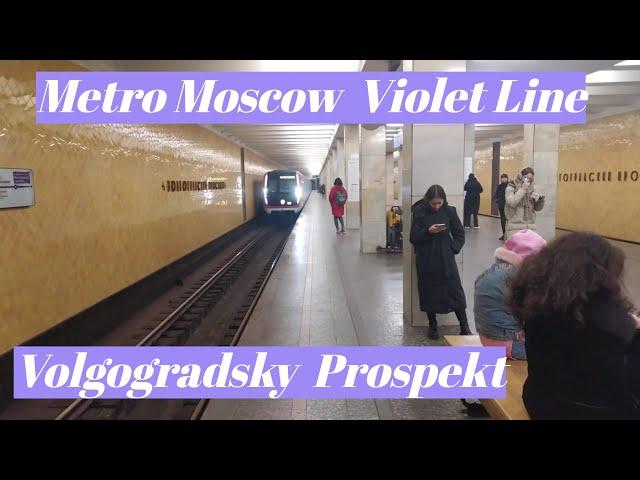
614, 60, 640, 67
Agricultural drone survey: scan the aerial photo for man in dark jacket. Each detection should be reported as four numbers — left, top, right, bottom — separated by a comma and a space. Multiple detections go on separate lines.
494, 173, 509, 240
463, 173, 483, 229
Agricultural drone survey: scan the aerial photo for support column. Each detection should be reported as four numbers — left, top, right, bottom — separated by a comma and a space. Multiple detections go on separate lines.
491, 141, 500, 216
321, 156, 328, 190
386, 151, 395, 209
344, 124, 360, 229
360, 124, 387, 253
463, 124, 474, 180
464, 123, 476, 214
330, 146, 338, 185
393, 150, 401, 203
336, 137, 345, 183
402, 60, 468, 327
523, 124, 559, 241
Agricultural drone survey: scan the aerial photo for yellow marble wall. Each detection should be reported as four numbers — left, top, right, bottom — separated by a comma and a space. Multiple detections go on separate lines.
244, 149, 267, 220
0, 60, 279, 354
472, 112, 640, 243
557, 110, 640, 242
473, 143, 493, 215
500, 137, 525, 181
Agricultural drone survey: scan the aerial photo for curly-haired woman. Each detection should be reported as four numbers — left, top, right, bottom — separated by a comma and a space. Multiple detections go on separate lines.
507, 232, 640, 419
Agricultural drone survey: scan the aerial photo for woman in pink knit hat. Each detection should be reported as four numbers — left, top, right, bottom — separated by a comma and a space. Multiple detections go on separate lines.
473, 229, 547, 359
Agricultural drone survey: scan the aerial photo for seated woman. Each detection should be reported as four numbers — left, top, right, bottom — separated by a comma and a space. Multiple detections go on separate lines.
474, 229, 547, 360
507, 232, 640, 420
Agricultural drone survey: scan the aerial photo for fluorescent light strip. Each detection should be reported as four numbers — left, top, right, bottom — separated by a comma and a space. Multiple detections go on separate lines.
615, 60, 640, 67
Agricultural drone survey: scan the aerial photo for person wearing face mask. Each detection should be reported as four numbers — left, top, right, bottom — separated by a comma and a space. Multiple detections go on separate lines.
410, 184, 471, 340
504, 167, 545, 240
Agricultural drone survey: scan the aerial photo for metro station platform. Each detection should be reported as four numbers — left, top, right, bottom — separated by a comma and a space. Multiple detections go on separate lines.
202, 191, 640, 420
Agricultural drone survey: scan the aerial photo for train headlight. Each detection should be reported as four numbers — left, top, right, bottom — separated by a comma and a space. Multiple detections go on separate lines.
280, 199, 286, 205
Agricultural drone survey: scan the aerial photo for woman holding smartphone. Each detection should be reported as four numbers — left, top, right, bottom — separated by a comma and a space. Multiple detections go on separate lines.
505, 167, 545, 239
410, 185, 471, 340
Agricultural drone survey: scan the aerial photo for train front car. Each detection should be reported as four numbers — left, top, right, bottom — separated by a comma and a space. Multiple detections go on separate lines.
263, 170, 308, 216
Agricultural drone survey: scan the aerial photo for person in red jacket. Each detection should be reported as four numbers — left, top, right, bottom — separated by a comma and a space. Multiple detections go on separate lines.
329, 177, 348, 234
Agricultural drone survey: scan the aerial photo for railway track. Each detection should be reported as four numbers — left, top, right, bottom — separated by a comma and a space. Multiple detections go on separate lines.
189, 227, 289, 420
54, 219, 294, 420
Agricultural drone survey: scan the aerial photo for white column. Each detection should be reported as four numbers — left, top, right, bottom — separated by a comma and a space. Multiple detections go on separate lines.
360, 125, 387, 253
344, 124, 360, 229
332, 146, 339, 184
464, 124, 475, 179
336, 138, 346, 183
523, 124, 559, 241
386, 151, 395, 209
393, 150, 401, 203
402, 59, 468, 327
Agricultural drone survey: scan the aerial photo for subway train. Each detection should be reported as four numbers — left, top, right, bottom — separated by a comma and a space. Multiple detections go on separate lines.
263, 169, 311, 216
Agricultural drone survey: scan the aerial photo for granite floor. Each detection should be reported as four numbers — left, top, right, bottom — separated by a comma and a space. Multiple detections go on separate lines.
202, 191, 640, 420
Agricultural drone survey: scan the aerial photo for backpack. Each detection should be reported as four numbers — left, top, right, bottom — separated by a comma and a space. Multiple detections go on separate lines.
335, 189, 347, 205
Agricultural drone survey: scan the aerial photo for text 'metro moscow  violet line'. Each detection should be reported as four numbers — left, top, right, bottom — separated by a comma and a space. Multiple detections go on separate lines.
35, 72, 588, 124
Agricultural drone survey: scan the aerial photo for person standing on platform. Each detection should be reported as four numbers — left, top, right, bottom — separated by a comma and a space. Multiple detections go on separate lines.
494, 173, 509, 240
410, 184, 471, 340
329, 177, 348, 234
505, 167, 545, 239
463, 173, 483, 229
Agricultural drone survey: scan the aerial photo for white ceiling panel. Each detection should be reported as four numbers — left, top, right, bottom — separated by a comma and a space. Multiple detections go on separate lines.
74, 60, 640, 172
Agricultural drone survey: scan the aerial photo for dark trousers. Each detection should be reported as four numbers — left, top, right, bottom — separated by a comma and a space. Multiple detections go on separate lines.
334, 216, 344, 231
427, 310, 468, 326
498, 205, 506, 235
387, 224, 401, 249
463, 206, 479, 228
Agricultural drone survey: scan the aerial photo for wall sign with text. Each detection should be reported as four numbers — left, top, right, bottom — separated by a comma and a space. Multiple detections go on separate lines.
0, 168, 35, 209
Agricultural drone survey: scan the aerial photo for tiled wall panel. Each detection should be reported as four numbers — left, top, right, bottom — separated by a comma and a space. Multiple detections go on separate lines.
0, 61, 279, 353
557, 111, 640, 242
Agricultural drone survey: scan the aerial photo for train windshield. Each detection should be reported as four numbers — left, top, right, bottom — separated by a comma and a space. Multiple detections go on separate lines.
267, 172, 297, 193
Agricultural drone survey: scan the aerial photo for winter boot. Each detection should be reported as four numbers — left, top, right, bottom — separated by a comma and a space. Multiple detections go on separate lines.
427, 323, 440, 340
459, 321, 472, 336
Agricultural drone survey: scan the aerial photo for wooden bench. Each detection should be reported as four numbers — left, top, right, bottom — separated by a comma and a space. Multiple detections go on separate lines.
443, 335, 530, 420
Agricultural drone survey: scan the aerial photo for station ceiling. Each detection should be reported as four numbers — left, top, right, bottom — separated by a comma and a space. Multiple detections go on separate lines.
75, 60, 640, 176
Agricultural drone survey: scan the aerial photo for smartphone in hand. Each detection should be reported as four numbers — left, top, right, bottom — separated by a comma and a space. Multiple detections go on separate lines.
427, 223, 447, 234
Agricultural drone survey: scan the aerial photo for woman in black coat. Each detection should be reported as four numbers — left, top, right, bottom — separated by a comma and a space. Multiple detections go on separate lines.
463, 173, 483, 228
507, 232, 640, 419
410, 185, 472, 340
